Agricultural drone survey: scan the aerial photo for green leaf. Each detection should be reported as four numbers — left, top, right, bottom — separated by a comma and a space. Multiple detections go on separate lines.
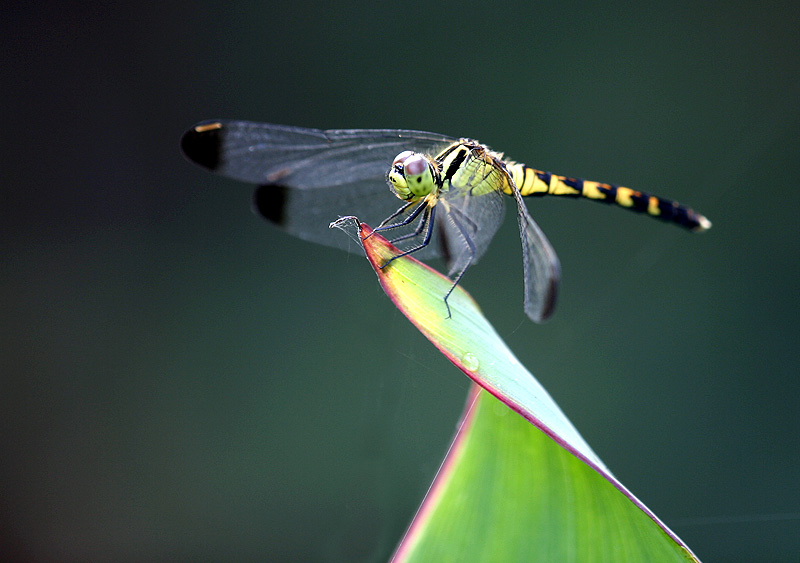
331, 218, 700, 562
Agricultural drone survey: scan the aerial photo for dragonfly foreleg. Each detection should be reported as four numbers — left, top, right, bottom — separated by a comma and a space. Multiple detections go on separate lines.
374, 199, 427, 232
387, 202, 433, 245
378, 205, 437, 269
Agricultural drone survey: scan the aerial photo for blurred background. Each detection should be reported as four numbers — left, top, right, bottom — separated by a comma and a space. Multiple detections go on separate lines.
2, 2, 798, 561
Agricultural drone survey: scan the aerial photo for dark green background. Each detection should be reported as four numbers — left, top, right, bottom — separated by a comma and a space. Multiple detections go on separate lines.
3, 2, 798, 561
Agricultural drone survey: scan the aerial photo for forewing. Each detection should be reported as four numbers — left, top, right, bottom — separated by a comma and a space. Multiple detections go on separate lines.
181, 120, 454, 252
509, 186, 561, 322
181, 120, 453, 186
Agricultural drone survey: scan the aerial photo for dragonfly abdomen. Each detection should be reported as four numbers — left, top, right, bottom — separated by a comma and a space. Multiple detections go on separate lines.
506, 164, 711, 232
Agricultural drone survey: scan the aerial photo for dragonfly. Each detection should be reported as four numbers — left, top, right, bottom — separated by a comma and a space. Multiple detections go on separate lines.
181, 121, 711, 323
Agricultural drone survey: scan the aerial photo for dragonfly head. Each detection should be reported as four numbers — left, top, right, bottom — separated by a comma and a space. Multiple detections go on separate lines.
387, 151, 437, 201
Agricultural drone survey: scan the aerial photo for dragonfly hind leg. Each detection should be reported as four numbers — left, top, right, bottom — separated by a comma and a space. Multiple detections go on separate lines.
440, 207, 477, 319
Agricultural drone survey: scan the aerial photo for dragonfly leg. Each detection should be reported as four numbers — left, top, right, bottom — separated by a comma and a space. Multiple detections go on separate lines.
440, 207, 476, 319
447, 201, 479, 234
378, 205, 436, 269
388, 203, 432, 245
374, 200, 427, 232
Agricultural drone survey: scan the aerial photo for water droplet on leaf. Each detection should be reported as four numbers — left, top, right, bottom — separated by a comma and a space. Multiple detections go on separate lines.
462, 352, 479, 372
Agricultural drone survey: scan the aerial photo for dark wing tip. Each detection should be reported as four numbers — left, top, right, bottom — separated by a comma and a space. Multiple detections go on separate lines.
536, 277, 559, 323
524, 257, 561, 323
253, 185, 289, 225
180, 121, 224, 171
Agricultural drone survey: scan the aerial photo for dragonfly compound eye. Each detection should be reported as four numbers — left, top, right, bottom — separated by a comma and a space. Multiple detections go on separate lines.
387, 152, 434, 201
402, 154, 435, 198
392, 151, 414, 166
387, 164, 412, 200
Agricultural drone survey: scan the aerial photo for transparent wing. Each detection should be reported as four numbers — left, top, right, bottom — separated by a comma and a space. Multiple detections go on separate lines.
509, 184, 561, 323
438, 150, 507, 276
181, 120, 454, 252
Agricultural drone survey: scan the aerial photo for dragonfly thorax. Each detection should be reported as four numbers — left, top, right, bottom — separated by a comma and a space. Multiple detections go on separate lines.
387, 151, 439, 201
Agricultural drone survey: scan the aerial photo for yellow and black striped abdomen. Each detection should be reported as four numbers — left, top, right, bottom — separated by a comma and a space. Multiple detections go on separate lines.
505, 163, 711, 232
